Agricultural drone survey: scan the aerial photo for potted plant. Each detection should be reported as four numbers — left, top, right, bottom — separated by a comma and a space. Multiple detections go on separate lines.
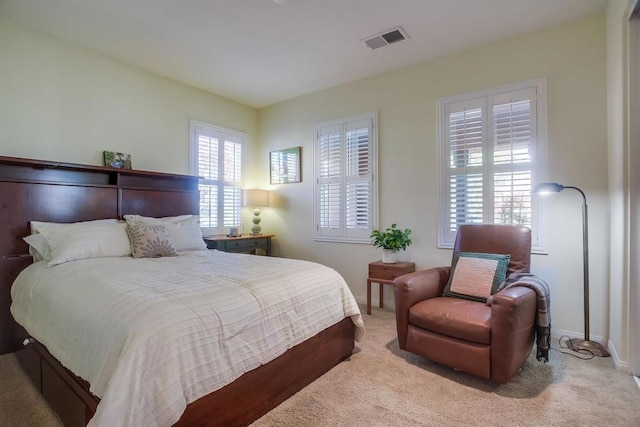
370, 223, 412, 264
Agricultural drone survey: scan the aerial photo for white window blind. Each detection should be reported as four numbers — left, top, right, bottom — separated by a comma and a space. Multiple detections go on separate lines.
314, 112, 377, 243
438, 79, 547, 249
190, 120, 244, 235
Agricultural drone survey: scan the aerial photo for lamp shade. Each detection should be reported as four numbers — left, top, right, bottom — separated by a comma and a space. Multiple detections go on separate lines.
244, 189, 270, 207
532, 182, 565, 194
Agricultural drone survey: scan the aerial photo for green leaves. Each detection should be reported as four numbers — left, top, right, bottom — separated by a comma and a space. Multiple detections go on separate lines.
370, 223, 412, 251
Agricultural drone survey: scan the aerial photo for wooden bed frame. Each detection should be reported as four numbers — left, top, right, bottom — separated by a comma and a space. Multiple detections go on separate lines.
0, 155, 356, 427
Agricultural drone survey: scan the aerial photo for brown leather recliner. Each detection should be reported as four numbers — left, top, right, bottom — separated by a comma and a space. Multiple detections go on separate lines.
393, 224, 537, 384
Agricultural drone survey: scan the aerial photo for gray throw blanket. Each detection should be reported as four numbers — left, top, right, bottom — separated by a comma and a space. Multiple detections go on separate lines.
490, 273, 551, 362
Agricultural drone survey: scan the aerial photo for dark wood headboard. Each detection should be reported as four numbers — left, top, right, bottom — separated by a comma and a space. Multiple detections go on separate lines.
0, 155, 200, 355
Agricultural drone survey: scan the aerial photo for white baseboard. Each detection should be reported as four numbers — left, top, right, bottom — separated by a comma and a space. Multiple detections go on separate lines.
606, 339, 631, 373
549, 327, 609, 350
354, 292, 395, 310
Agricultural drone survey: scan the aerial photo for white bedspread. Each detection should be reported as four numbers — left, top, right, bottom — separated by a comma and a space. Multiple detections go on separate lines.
10, 250, 364, 427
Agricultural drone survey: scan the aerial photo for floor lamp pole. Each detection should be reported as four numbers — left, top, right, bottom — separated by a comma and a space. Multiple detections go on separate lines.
582, 201, 590, 341
566, 186, 610, 357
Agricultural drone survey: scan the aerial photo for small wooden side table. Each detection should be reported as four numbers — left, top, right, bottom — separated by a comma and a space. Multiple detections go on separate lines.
367, 260, 415, 315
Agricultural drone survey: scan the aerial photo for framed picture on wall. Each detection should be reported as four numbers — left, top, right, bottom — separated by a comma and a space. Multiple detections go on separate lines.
103, 151, 132, 169
270, 146, 301, 184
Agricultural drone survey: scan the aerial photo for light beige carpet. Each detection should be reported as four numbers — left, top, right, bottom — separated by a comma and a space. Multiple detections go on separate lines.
2, 307, 640, 426
252, 308, 640, 426
0, 353, 62, 426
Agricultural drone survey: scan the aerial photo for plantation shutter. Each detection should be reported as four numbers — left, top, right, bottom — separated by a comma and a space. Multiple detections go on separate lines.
197, 131, 219, 228
315, 113, 377, 243
222, 139, 242, 227
491, 88, 536, 228
191, 121, 244, 235
317, 124, 343, 237
345, 119, 372, 237
445, 99, 485, 234
439, 81, 543, 248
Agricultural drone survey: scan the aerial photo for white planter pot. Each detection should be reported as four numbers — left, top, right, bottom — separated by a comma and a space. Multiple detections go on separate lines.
382, 249, 398, 264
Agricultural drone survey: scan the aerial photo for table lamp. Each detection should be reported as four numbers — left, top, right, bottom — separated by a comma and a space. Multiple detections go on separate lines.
244, 189, 270, 235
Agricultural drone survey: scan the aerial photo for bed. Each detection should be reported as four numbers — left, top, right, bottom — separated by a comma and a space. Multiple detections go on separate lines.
0, 155, 363, 427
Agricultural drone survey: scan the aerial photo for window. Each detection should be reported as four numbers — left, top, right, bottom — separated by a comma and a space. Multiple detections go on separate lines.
190, 120, 244, 235
438, 78, 547, 249
314, 112, 378, 243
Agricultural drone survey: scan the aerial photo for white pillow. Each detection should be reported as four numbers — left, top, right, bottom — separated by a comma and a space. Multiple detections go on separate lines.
124, 214, 195, 223
26, 219, 119, 261
23, 234, 50, 262
38, 222, 131, 267
123, 214, 206, 251
30, 218, 118, 234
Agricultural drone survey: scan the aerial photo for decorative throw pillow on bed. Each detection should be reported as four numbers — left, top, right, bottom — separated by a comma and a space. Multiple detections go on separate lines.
126, 223, 179, 258
123, 214, 206, 251
442, 252, 510, 303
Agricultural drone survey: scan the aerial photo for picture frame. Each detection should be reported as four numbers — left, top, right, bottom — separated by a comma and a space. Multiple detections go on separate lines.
270, 146, 301, 184
103, 151, 132, 169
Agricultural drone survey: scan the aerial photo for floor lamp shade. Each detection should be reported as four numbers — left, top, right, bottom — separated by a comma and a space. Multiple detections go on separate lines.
244, 189, 270, 235
532, 182, 609, 357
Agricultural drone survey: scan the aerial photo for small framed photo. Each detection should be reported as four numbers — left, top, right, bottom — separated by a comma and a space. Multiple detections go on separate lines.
103, 151, 132, 169
270, 147, 301, 184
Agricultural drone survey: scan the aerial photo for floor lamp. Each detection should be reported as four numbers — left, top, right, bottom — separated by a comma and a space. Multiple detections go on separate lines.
533, 182, 610, 357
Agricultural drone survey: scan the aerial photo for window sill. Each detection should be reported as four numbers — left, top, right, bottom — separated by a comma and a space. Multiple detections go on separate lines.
314, 237, 371, 245
437, 243, 548, 255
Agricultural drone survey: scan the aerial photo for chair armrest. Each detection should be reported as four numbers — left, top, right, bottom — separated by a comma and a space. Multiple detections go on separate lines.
393, 267, 451, 304
491, 286, 537, 322
490, 286, 537, 384
393, 267, 451, 349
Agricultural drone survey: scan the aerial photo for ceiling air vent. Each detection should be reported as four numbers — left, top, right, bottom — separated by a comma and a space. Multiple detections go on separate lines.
363, 26, 409, 50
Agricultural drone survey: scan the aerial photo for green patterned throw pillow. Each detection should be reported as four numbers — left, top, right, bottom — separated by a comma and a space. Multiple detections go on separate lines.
443, 252, 510, 303
126, 223, 179, 258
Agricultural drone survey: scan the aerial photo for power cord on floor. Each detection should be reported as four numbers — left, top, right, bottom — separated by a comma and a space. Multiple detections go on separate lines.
550, 335, 595, 360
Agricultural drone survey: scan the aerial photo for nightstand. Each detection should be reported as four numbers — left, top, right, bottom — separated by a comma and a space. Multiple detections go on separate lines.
203, 234, 274, 256
367, 260, 415, 315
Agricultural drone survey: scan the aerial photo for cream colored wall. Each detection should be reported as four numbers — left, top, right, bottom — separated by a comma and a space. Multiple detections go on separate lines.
257, 15, 609, 342
0, 21, 257, 174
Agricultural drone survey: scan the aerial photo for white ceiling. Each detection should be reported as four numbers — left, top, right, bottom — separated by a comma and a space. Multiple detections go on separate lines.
1, 0, 608, 108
